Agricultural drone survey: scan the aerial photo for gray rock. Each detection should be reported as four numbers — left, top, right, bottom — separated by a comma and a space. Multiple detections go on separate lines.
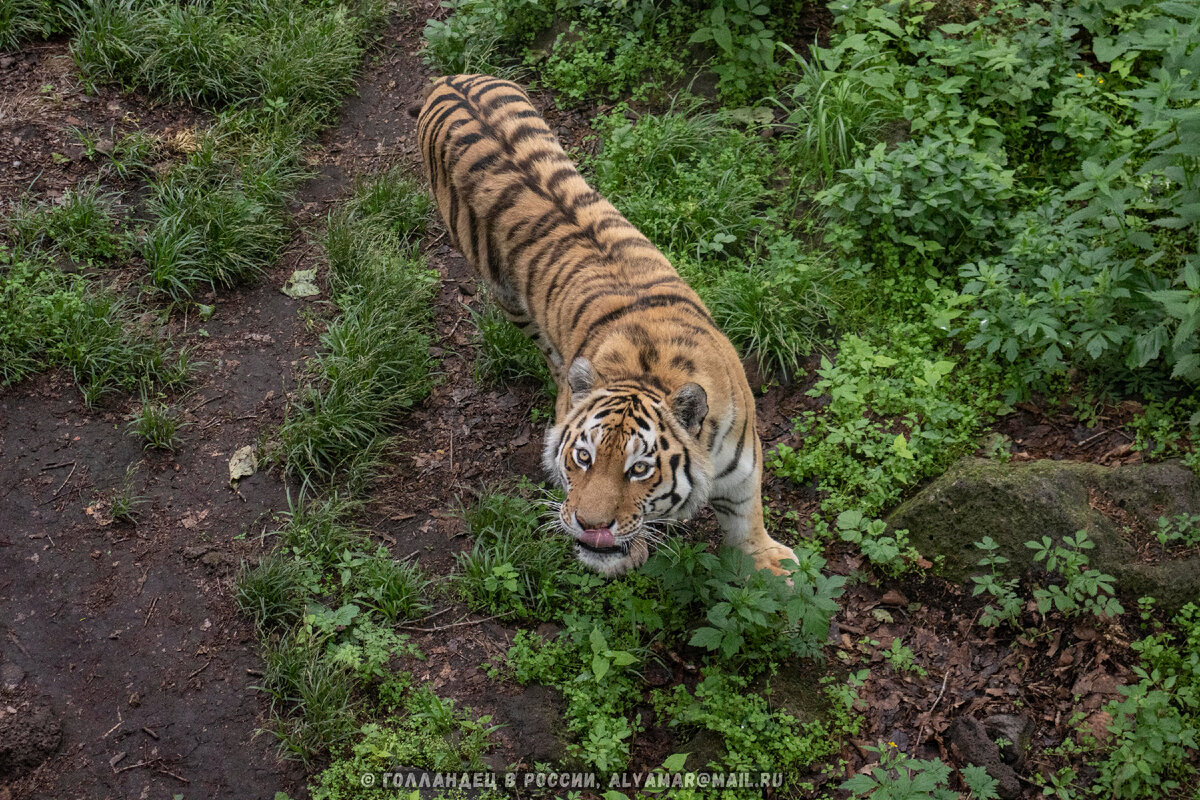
983, 713, 1035, 770
0, 705, 62, 779
888, 458, 1200, 611
947, 716, 1021, 799
0, 662, 24, 690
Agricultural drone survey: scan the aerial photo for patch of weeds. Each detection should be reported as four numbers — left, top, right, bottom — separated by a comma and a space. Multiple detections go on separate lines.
455, 482, 570, 621
842, 744, 999, 799
1027, 530, 1124, 620
279, 170, 436, 488
827, 510, 921, 577
1091, 603, 1200, 799
6, 182, 127, 265
126, 397, 186, 451
236, 551, 312, 633
142, 130, 301, 299
311, 708, 499, 799
421, 0, 552, 76
108, 461, 147, 523
776, 43, 898, 188
0, 248, 191, 402
506, 620, 647, 773
70, 0, 385, 126
654, 667, 859, 781
534, 6, 689, 103
275, 493, 369, 571
259, 628, 359, 765
881, 638, 926, 678
970, 537, 1023, 629
770, 325, 999, 516
645, 543, 844, 664
1154, 513, 1200, 550
347, 550, 432, 624
470, 300, 555, 394
0, 0, 69, 49
108, 130, 160, 179
1128, 397, 1199, 473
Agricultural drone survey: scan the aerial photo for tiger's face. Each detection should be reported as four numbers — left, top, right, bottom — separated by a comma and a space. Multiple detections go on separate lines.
543, 361, 712, 576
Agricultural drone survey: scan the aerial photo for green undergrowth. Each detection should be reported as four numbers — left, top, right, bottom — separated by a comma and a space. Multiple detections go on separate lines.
142, 121, 305, 299
470, 300, 556, 395
278, 168, 437, 490
70, 0, 384, 130
0, 245, 190, 404
0, 0, 71, 50
451, 481, 851, 786
770, 323, 1004, 517
235, 493, 506, 772
2, 0, 386, 402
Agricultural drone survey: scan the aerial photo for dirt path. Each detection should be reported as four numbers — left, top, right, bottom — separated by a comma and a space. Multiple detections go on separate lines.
0, 15, 442, 799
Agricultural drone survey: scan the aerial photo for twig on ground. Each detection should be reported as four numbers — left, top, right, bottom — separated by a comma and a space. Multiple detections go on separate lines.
398, 612, 509, 633
914, 666, 954, 752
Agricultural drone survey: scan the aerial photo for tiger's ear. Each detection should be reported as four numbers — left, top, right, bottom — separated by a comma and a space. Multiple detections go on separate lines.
567, 357, 597, 404
671, 382, 708, 437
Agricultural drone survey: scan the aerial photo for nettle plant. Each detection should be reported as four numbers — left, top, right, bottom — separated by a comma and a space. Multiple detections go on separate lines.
970, 537, 1023, 629
1027, 530, 1124, 620
769, 326, 993, 516
644, 543, 845, 663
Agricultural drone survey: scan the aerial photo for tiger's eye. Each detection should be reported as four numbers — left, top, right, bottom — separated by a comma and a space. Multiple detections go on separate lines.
628, 462, 650, 478
574, 449, 591, 468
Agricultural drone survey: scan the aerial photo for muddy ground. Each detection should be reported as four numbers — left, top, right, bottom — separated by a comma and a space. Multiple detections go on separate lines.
0, 8, 1158, 800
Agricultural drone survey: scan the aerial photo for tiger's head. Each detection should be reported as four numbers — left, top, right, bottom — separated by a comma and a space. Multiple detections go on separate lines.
542, 358, 713, 576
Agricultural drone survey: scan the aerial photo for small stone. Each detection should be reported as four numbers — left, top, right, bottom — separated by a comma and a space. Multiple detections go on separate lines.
948, 716, 1021, 800
0, 663, 24, 690
983, 713, 1035, 770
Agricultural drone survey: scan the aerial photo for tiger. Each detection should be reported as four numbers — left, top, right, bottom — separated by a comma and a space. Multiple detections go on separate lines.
416, 74, 797, 578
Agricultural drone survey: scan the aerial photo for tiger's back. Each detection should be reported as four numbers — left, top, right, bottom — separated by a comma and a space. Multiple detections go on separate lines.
417, 74, 796, 577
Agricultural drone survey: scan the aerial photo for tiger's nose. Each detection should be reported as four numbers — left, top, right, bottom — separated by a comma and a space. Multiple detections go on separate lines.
576, 514, 614, 531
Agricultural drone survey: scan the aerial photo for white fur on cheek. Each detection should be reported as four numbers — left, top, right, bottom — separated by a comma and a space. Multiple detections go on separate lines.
541, 422, 568, 488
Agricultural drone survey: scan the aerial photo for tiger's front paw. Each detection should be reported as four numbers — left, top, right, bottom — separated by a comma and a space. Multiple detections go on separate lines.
752, 542, 798, 578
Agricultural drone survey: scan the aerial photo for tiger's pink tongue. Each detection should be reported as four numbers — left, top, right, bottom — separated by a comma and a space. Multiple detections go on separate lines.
579, 528, 615, 548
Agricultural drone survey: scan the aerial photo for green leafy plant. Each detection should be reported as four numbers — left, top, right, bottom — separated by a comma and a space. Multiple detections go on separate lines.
1026, 531, 1124, 619
126, 398, 186, 451
645, 543, 843, 664
770, 327, 995, 515
970, 536, 1023, 628
832, 510, 920, 577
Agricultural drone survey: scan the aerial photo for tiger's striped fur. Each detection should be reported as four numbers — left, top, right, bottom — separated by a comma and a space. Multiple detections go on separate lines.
417, 74, 796, 577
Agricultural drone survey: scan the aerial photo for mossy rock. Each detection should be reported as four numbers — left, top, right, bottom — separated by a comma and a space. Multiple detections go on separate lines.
887, 458, 1200, 612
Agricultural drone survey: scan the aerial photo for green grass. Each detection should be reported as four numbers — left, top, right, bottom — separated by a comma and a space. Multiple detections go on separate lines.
0, 248, 192, 403
454, 482, 570, 620
126, 397, 186, 451
6, 182, 127, 264
0, 0, 69, 50
470, 301, 555, 393
69, 0, 384, 127
279, 170, 436, 489
142, 129, 299, 299
107, 461, 148, 523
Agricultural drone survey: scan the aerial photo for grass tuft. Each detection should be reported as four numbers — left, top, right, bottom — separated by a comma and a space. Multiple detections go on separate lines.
126, 397, 186, 451
279, 170, 436, 489
5, 182, 127, 264
470, 300, 555, 393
